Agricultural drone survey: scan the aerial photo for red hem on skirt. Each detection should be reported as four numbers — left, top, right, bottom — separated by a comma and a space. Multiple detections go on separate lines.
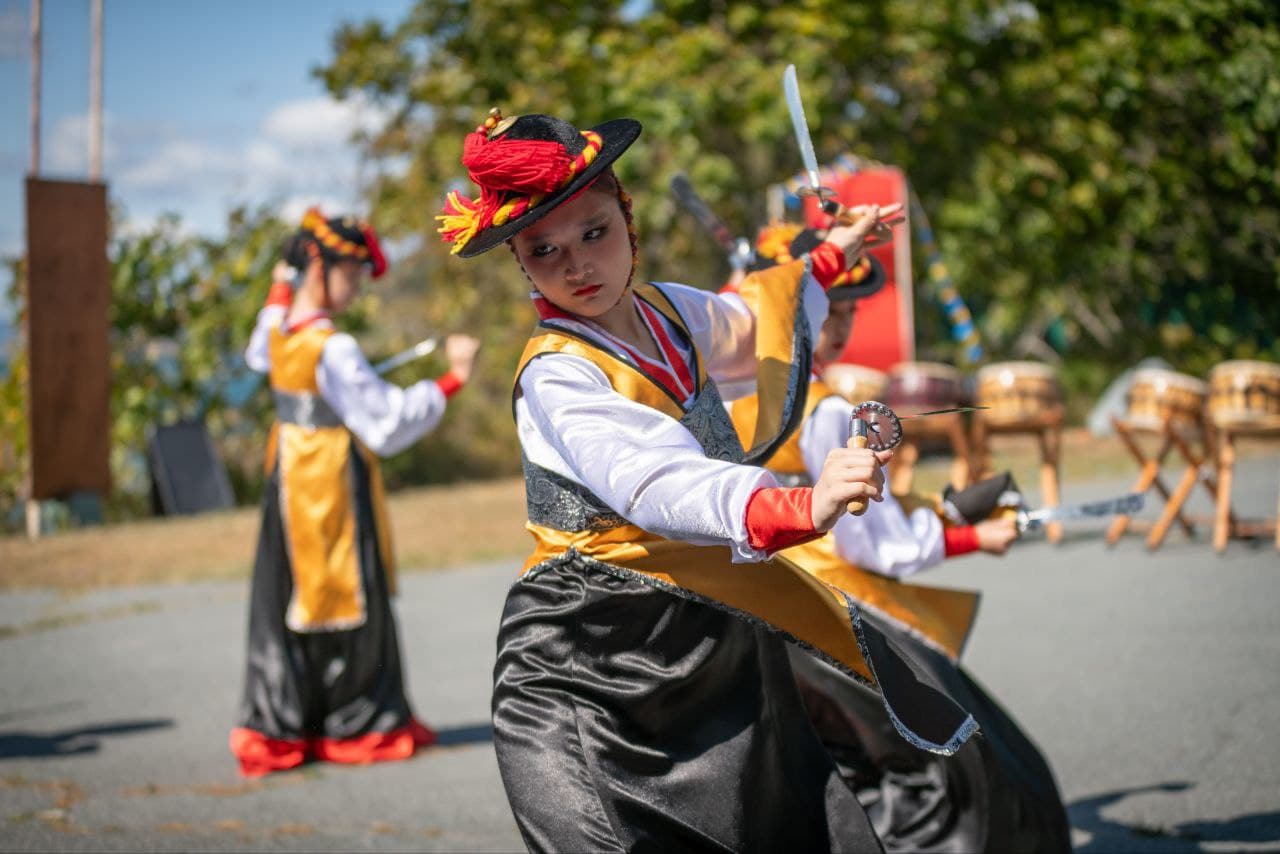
229, 727, 308, 778
312, 718, 438, 764
230, 719, 437, 777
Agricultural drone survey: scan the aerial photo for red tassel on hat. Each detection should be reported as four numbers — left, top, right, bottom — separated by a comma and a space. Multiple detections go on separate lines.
360, 223, 388, 279
462, 130, 572, 194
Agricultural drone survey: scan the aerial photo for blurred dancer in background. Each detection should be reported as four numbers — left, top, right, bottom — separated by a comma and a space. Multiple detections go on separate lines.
231, 208, 480, 777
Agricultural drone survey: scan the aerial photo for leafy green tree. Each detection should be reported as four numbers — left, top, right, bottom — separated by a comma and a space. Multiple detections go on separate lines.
318, 0, 1279, 410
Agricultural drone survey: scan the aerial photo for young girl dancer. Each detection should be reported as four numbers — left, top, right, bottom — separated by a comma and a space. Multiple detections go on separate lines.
439, 111, 978, 851
231, 208, 480, 776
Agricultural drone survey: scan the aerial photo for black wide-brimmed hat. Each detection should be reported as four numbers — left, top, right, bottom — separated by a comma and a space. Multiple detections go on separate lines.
788, 228, 886, 301
438, 111, 642, 258
749, 223, 886, 301
287, 207, 388, 278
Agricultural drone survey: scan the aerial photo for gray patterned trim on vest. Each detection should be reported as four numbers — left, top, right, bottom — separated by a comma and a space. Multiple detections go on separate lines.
273, 389, 344, 429
682, 380, 745, 463
524, 456, 628, 532
525, 380, 748, 533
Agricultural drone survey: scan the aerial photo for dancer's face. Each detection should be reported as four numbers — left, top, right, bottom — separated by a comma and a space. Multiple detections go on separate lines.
511, 185, 632, 319
816, 299, 856, 365
325, 259, 366, 313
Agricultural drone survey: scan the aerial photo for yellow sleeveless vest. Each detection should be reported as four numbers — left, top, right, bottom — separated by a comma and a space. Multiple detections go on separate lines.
267, 324, 395, 632
729, 377, 980, 661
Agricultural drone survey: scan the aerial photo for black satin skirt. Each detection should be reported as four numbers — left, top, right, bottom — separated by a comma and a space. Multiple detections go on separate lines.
789, 621, 1071, 854
235, 450, 416, 744
492, 554, 885, 853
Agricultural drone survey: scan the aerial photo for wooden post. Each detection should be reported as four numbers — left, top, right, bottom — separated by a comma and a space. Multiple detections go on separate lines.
1214, 430, 1234, 554
1147, 445, 1201, 550
1039, 425, 1063, 544
25, 0, 43, 538
89, 0, 103, 181
946, 414, 971, 490
890, 439, 919, 497
29, 0, 41, 174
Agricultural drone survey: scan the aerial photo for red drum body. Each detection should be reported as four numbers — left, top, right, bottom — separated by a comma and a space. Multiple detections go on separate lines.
886, 362, 964, 416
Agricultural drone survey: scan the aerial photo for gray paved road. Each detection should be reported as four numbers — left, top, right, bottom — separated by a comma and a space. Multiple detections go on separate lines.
1, 463, 1278, 852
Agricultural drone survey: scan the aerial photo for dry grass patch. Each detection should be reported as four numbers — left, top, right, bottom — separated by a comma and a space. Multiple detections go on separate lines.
3, 429, 1274, 592
1, 478, 530, 592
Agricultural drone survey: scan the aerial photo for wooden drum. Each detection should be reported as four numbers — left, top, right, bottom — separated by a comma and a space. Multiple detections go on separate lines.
823, 363, 889, 405
1126, 368, 1207, 433
1208, 360, 1280, 426
886, 362, 964, 416
975, 361, 1062, 423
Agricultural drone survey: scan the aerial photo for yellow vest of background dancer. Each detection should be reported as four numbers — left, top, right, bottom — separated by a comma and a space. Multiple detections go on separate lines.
730, 379, 980, 662
267, 324, 395, 632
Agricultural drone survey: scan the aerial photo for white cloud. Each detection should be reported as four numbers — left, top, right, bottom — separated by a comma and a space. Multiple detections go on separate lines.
45, 111, 121, 178
262, 95, 390, 148
94, 93, 392, 235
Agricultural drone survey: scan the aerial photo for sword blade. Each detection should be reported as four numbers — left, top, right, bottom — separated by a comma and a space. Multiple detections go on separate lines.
669, 174, 739, 255
783, 65, 824, 192
1018, 493, 1145, 532
374, 337, 438, 375
900, 406, 989, 420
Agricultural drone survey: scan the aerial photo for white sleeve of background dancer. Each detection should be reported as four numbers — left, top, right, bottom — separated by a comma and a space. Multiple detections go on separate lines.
517, 354, 777, 563
802, 395, 946, 577
244, 306, 285, 374
316, 333, 447, 458
657, 277, 829, 401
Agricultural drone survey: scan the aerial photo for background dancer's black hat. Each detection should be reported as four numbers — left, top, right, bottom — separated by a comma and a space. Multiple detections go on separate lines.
438, 110, 642, 258
285, 207, 388, 279
749, 222, 886, 301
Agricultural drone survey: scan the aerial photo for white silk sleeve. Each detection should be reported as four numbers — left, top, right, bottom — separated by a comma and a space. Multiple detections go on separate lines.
316, 333, 448, 458
656, 277, 829, 401
802, 395, 946, 577
244, 306, 285, 374
516, 353, 777, 563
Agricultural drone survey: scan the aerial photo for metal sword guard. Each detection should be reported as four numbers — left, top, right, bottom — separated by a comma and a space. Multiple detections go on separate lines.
849, 400, 904, 452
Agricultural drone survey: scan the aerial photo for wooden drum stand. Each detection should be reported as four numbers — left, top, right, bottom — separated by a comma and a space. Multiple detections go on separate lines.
969, 362, 1064, 543
1106, 368, 1224, 549
1207, 360, 1280, 553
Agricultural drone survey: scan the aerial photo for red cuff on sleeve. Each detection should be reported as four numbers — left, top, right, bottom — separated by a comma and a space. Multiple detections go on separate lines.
265, 281, 293, 309
944, 525, 981, 558
808, 242, 848, 290
435, 371, 464, 399
745, 487, 821, 553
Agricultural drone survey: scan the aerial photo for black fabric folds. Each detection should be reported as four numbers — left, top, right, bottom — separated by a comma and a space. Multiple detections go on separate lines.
236, 450, 416, 741
942, 473, 1023, 525
789, 624, 1071, 854
492, 555, 885, 853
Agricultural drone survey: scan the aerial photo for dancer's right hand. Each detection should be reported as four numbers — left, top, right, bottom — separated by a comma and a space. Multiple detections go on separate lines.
444, 334, 482, 383
975, 517, 1018, 555
824, 203, 903, 265
810, 445, 893, 531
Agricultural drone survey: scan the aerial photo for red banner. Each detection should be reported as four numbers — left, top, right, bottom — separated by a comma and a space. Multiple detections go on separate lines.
800, 166, 914, 371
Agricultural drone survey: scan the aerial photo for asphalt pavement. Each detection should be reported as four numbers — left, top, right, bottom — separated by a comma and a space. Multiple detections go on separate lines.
1, 463, 1278, 852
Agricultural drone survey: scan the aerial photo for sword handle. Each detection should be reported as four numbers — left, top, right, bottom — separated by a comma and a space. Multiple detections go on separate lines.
846, 421, 871, 516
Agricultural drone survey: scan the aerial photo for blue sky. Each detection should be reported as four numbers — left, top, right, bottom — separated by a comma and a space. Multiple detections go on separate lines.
0, 0, 415, 317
